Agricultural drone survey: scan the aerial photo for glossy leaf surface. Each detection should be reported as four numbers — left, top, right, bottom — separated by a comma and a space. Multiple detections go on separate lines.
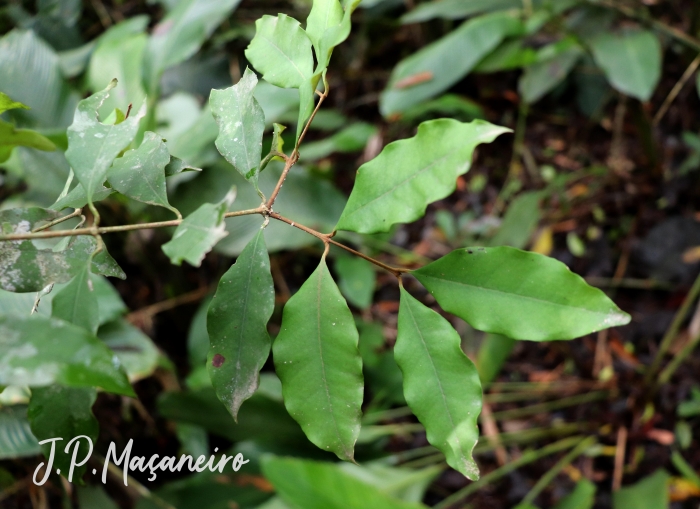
245, 14, 314, 89
207, 230, 274, 421
336, 119, 509, 234
107, 131, 179, 216
589, 29, 661, 101
162, 190, 234, 267
380, 12, 522, 116
413, 247, 631, 341
0, 314, 134, 396
210, 68, 266, 185
395, 288, 482, 479
28, 385, 98, 482
273, 258, 363, 461
65, 80, 145, 203
261, 456, 427, 509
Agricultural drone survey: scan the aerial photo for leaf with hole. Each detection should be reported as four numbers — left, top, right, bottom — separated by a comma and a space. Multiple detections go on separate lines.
28, 385, 98, 482
336, 119, 510, 234
588, 29, 661, 101
413, 247, 631, 341
245, 14, 315, 90
395, 287, 482, 479
107, 131, 179, 216
272, 257, 363, 461
0, 313, 134, 396
210, 68, 266, 187
162, 190, 235, 267
65, 80, 146, 204
207, 229, 274, 421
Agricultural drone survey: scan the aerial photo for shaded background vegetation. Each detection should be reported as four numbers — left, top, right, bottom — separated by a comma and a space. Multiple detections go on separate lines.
2, 0, 700, 508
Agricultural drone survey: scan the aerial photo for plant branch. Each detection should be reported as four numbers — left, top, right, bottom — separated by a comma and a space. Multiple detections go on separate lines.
32, 208, 83, 232
265, 83, 329, 210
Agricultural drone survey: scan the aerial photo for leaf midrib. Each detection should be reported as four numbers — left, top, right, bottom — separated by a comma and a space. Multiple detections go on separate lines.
415, 271, 612, 318
403, 296, 471, 472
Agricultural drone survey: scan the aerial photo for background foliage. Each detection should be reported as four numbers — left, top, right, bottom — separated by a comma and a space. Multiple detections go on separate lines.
1, 0, 700, 508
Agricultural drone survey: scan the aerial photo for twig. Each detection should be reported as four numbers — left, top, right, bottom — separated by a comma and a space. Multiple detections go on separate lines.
265, 84, 329, 210
32, 208, 83, 232
645, 270, 700, 385
612, 426, 627, 492
518, 436, 597, 507
653, 53, 700, 126
126, 285, 212, 323
657, 302, 700, 385
433, 436, 587, 509
480, 401, 509, 466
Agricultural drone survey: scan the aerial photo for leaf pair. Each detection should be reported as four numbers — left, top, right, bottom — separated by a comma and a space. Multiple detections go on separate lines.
207, 231, 364, 462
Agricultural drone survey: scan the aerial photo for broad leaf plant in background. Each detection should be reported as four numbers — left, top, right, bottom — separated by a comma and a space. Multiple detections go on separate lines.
0, 0, 631, 491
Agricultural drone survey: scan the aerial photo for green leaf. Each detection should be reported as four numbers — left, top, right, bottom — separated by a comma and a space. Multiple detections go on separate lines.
0, 30, 79, 128
335, 256, 375, 309
554, 479, 596, 509
306, 0, 343, 63
380, 12, 522, 117
339, 463, 441, 503
0, 91, 30, 115
395, 288, 482, 479
107, 131, 179, 216
143, 0, 243, 94
86, 16, 148, 117
51, 184, 114, 211
0, 121, 56, 163
298, 122, 377, 162
489, 191, 541, 248
400, 0, 520, 23
336, 119, 510, 234
0, 208, 125, 292
413, 247, 631, 341
0, 406, 40, 459
51, 265, 99, 334
613, 469, 669, 509
0, 313, 134, 396
261, 456, 428, 509
297, 72, 322, 141
162, 190, 235, 267
65, 80, 146, 203
99, 319, 160, 382
272, 257, 364, 461
245, 14, 315, 90
164, 156, 202, 177
28, 386, 98, 483
519, 41, 583, 104
307, 0, 361, 70
588, 29, 661, 101
477, 334, 515, 386
207, 230, 274, 421
210, 68, 266, 186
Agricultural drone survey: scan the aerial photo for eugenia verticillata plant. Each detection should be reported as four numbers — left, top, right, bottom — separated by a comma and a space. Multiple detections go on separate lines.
0, 0, 630, 483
